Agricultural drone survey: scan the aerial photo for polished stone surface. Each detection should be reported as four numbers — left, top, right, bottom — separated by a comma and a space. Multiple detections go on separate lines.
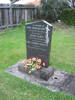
25, 20, 53, 67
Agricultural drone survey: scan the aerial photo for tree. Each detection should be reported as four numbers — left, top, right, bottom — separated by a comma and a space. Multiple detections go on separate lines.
39, 0, 68, 22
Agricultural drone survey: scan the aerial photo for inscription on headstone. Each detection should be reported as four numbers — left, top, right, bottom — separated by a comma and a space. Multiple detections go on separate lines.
25, 20, 53, 67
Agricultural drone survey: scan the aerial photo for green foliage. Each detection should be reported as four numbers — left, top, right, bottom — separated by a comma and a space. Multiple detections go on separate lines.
38, 0, 68, 22
60, 8, 75, 26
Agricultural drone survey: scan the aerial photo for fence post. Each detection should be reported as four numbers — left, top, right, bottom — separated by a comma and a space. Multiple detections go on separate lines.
9, 3, 13, 27
5, 9, 9, 28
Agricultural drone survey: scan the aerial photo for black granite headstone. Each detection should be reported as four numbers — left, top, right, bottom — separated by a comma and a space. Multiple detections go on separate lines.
25, 20, 53, 67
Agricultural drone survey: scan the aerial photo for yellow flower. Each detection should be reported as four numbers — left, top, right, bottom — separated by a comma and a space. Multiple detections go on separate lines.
29, 71, 31, 74
37, 59, 42, 64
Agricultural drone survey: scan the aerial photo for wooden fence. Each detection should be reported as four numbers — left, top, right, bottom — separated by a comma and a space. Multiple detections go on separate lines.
0, 4, 37, 29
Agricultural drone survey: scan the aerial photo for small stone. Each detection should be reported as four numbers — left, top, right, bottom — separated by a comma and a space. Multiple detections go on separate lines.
18, 62, 25, 73
40, 67, 55, 81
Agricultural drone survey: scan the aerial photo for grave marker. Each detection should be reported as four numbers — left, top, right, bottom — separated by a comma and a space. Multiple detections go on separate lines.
25, 20, 53, 67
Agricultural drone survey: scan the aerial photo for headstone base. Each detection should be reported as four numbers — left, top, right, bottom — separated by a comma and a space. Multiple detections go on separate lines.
40, 67, 55, 81
18, 62, 54, 81
5, 61, 75, 97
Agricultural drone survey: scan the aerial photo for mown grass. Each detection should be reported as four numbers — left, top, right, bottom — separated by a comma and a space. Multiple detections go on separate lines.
50, 23, 75, 74
0, 22, 75, 100
0, 24, 26, 69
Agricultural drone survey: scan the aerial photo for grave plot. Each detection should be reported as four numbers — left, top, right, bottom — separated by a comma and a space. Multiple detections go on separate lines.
5, 20, 75, 97
5, 61, 75, 97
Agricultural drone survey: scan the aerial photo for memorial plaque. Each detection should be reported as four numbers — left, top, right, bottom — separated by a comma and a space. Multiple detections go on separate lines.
25, 20, 53, 67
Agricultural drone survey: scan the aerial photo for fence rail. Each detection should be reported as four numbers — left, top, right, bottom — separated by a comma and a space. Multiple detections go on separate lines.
0, 4, 37, 29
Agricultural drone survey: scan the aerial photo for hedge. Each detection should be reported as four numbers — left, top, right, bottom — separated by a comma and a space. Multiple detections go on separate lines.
60, 8, 75, 26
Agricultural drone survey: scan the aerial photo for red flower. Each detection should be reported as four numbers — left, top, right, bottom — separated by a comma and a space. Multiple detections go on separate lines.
24, 65, 27, 69
32, 57, 36, 61
26, 59, 31, 63
22, 60, 25, 64
42, 62, 46, 67
28, 58, 32, 61
36, 64, 40, 69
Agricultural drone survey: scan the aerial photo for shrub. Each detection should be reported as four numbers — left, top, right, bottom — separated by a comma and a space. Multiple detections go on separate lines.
60, 8, 75, 26
38, 0, 68, 22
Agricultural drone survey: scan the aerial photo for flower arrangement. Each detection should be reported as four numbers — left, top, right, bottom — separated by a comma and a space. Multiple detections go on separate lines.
22, 57, 46, 74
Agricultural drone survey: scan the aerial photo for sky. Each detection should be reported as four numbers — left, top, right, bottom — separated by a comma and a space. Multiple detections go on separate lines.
0, 0, 35, 4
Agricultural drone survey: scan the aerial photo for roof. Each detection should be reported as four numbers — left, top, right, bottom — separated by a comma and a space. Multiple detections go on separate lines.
0, 0, 11, 4
15, 0, 40, 5
26, 0, 40, 5
0, 0, 40, 5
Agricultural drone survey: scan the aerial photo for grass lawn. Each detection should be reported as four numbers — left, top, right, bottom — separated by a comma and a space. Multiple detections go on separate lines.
0, 22, 75, 100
